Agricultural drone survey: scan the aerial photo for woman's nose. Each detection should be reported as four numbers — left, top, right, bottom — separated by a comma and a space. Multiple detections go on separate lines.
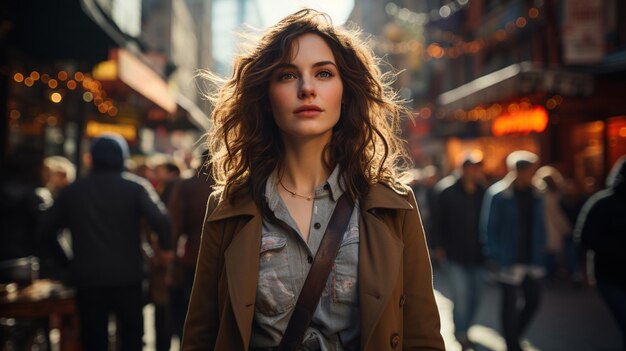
298, 77, 316, 99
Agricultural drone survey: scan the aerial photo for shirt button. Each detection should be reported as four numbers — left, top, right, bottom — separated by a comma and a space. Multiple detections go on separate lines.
399, 294, 406, 308
313, 222, 321, 229
307, 256, 314, 264
390, 333, 400, 348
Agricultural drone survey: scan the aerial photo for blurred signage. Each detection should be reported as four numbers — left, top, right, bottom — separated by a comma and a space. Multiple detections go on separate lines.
562, 0, 604, 64
86, 121, 137, 141
492, 106, 548, 136
94, 49, 177, 114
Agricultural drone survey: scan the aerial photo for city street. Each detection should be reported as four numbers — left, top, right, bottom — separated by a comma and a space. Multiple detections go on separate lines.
434, 268, 622, 351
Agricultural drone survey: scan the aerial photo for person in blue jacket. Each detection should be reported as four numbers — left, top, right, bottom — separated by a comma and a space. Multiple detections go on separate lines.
480, 150, 547, 351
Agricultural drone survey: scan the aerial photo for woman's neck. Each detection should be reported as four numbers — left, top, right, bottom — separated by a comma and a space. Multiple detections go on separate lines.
279, 136, 331, 194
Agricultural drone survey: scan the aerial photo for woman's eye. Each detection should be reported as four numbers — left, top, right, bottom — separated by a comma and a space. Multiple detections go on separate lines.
278, 72, 296, 81
317, 70, 333, 78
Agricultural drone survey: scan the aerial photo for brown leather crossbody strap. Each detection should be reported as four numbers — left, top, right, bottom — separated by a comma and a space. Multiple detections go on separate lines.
277, 193, 353, 351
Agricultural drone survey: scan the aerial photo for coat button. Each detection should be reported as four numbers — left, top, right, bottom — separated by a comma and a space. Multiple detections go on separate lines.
313, 222, 321, 229
307, 255, 314, 264
390, 333, 400, 348
399, 294, 406, 308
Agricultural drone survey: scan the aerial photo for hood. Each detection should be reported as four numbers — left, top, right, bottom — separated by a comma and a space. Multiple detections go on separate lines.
90, 133, 129, 172
606, 155, 626, 193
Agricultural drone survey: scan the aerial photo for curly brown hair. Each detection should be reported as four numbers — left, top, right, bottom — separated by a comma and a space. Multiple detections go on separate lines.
205, 8, 410, 208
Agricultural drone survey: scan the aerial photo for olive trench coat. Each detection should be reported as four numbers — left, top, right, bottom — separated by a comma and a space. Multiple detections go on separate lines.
182, 183, 445, 351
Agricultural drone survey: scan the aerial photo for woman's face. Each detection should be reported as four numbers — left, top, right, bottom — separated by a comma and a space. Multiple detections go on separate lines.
268, 33, 343, 142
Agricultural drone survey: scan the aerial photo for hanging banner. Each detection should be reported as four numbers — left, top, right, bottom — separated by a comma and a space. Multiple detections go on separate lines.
562, 0, 604, 64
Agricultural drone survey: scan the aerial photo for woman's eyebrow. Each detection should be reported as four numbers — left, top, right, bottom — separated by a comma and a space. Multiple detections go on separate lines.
275, 61, 338, 69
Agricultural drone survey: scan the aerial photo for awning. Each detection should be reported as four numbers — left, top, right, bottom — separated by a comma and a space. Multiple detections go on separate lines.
93, 48, 178, 114
437, 62, 595, 116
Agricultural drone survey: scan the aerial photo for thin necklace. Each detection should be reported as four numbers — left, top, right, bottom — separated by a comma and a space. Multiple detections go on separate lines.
279, 178, 314, 201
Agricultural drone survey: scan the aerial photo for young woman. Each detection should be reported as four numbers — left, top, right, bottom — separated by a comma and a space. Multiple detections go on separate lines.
182, 9, 444, 351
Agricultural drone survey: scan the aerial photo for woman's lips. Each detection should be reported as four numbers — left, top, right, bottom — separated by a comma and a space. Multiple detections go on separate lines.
294, 105, 322, 117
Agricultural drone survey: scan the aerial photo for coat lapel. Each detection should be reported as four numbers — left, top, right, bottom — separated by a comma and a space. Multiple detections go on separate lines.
210, 195, 261, 351
359, 183, 413, 347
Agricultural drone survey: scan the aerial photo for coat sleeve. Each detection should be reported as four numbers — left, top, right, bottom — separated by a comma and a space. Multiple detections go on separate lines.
182, 192, 222, 350
403, 189, 446, 350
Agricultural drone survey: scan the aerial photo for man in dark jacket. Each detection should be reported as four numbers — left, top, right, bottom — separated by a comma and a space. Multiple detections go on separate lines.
575, 156, 626, 350
40, 133, 172, 351
432, 153, 486, 350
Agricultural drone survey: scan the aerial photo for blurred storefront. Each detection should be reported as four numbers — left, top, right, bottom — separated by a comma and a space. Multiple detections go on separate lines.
392, 0, 626, 189
436, 61, 626, 187
1, 0, 208, 177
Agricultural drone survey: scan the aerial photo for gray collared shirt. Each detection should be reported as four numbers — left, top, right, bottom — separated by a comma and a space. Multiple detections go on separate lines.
250, 166, 361, 351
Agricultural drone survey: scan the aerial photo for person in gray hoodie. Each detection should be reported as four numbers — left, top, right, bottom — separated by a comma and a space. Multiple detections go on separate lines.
575, 155, 626, 350
40, 133, 173, 351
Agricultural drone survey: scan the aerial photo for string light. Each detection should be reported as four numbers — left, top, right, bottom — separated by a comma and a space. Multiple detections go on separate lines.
10, 69, 120, 117
50, 92, 63, 103
13, 73, 24, 83
374, 2, 544, 60
441, 97, 561, 122
386, 0, 469, 26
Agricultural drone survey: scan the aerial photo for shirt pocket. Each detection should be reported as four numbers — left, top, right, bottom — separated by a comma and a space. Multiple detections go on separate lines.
332, 226, 360, 305
255, 234, 295, 316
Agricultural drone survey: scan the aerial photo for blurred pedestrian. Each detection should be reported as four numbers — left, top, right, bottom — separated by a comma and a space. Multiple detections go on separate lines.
533, 166, 571, 281
481, 150, 547, 351
41, 155, 77, 281
155, 160, 182, 204
39, 133, 173, 351
135, 159, 158, 189
167, 151, 214, 346
182, 9, 444, 350
43, 155, 76, 198
575, 156, 626, 350
150, 160, 181, 351
432, 152, 486, 350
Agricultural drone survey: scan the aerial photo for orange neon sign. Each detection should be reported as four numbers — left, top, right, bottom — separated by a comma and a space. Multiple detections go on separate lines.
492, 106, 548, 136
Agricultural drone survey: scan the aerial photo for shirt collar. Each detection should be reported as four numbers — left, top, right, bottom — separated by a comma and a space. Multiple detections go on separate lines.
265, 164, 345, 209
324, 164, 344, 202
208, 176, 414, 222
